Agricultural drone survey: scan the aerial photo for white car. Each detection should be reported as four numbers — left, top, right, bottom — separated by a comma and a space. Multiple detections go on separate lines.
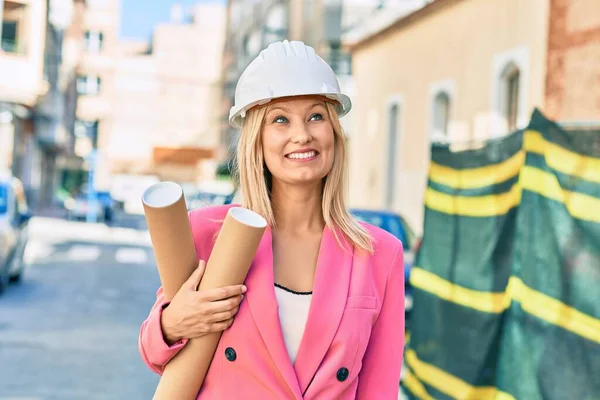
0, 173, 31, 294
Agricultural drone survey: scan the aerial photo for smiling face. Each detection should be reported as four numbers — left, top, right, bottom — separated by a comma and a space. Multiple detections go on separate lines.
261, 96, 336, 188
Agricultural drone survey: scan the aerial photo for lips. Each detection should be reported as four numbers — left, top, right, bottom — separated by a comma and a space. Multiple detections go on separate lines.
285, 149, 319, 160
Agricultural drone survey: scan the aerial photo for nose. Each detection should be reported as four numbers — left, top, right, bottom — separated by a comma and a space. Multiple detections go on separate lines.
290, 122, 313, 145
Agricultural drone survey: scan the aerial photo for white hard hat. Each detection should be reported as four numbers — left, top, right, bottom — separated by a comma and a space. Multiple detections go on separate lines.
229, 40, 351, 129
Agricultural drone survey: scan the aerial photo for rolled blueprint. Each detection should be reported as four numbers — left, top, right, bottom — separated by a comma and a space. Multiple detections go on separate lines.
143, 183, 267, 400
142, 181, 197, 300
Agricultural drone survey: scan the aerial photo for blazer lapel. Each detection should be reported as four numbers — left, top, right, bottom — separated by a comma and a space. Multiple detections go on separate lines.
245, 227, 303, 399
293, 226, 354, 394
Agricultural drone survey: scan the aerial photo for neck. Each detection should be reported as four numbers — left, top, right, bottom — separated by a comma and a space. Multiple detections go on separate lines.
271, 180, 324, 233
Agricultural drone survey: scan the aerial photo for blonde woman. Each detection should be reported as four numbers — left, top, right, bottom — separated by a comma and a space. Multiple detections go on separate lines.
139, 40, 405, 399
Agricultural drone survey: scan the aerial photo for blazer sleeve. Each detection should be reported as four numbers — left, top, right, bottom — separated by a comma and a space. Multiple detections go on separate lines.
138, 286, 189, 375
356, 241, 405, 399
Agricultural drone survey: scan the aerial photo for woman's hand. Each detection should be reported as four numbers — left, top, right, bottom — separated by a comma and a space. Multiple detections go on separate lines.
160, 260, 247, 345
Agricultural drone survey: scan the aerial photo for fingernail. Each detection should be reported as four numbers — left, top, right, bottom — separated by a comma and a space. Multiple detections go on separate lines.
242, 285, 247, 293
241, 294, 244, 300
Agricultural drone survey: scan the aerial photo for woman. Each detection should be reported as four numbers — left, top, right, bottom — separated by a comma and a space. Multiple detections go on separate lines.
139, 40, 405, 399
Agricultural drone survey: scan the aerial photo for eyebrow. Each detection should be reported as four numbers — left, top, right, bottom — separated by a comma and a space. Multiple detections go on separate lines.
269, 102, 325, 114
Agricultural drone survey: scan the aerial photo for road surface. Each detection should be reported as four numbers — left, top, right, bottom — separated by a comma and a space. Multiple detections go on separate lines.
0, 217, 160, 399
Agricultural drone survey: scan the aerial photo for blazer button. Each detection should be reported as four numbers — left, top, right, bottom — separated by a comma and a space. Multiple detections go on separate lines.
336, 367, 349, 382
225, 347, 237, 362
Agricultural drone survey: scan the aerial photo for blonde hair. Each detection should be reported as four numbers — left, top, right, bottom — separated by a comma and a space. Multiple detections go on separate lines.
233, 101, 374, 254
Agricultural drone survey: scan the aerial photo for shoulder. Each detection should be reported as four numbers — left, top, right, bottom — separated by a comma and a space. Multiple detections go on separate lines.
360, 222, 403, 255
357, 221, 404, 275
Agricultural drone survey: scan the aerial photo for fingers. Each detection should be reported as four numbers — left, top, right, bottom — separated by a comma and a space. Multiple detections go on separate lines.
209, 318, 235, 333
199, 284, 247, 302
208, 306, 240, 324
185, 260, 206, 291
203, 294, 244, 315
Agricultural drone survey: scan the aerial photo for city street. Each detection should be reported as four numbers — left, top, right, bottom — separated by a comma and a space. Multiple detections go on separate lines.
0, 214, 409, 400
0, 215, 160, 400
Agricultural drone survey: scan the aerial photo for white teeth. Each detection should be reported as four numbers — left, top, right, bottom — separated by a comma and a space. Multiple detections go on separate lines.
287, 151, 317, 159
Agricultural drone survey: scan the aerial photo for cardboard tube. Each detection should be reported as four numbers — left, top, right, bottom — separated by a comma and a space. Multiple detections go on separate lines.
142, 182, 198, 300
143, 185, 267, 400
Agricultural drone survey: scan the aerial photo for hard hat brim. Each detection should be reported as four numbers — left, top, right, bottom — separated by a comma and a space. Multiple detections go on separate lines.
229, 92, 351, 129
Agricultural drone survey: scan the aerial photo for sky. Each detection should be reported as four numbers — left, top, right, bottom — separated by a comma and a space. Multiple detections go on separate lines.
119, 0, 224, 40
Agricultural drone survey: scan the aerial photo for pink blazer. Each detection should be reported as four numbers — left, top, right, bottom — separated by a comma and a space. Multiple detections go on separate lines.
139, 205, 405, 399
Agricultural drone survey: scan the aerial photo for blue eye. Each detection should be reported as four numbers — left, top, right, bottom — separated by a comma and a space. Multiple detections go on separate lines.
310, 113, 324, 121
273, 116, 288, 123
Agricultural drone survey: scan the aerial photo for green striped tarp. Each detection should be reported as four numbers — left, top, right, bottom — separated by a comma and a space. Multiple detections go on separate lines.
402, 109, 600, 400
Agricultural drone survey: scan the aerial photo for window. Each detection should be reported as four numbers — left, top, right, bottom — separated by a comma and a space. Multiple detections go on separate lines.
77, 75, 101, 95
328, 42, 351, 76
1, 21, 17, 51
385, 101, 402, 209
264, 3, 287, 44
1, 2, 28, 55
504, 66, 520, 132
429, 80, 456, 142
432, 91, 451, 139
75, 119, 99, 147
492, 47, 528, 137
84, 31, 104, 52
242, 30, 261, 60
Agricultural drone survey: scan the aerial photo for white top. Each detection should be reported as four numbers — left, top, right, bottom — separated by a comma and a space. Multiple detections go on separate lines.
274, 284, 313, 365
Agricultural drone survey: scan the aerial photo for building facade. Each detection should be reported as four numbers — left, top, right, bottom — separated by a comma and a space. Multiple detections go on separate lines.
35, 0, 86, 208
343, 0, 599, 233
108, 3, 227, 184
74, 0, 120, 191
0, 0, 48, 200
1, 0, 85, 209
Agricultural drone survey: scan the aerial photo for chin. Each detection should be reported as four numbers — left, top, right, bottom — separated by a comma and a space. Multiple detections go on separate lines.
278, 174, 322, 186
292, 173, 328, 185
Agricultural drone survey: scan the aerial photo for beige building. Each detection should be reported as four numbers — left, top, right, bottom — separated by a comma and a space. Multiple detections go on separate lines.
344, 0, 599, 233
1, 0, 86, 208
0, 0, 47, 176
75, 0, 121, 191
108, 3, 227, 183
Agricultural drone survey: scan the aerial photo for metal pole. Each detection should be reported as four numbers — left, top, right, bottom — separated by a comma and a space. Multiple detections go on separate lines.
86, 149, 97, 223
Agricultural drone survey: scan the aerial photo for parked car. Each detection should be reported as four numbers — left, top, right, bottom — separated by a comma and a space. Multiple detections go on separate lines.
64, 193, 106, 222
349, 208, 422, 321
0, 173, 32, 294
188, 180, 236, 210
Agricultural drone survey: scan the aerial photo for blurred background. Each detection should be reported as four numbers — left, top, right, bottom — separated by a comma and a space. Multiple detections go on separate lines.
0, 0, 599, 399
